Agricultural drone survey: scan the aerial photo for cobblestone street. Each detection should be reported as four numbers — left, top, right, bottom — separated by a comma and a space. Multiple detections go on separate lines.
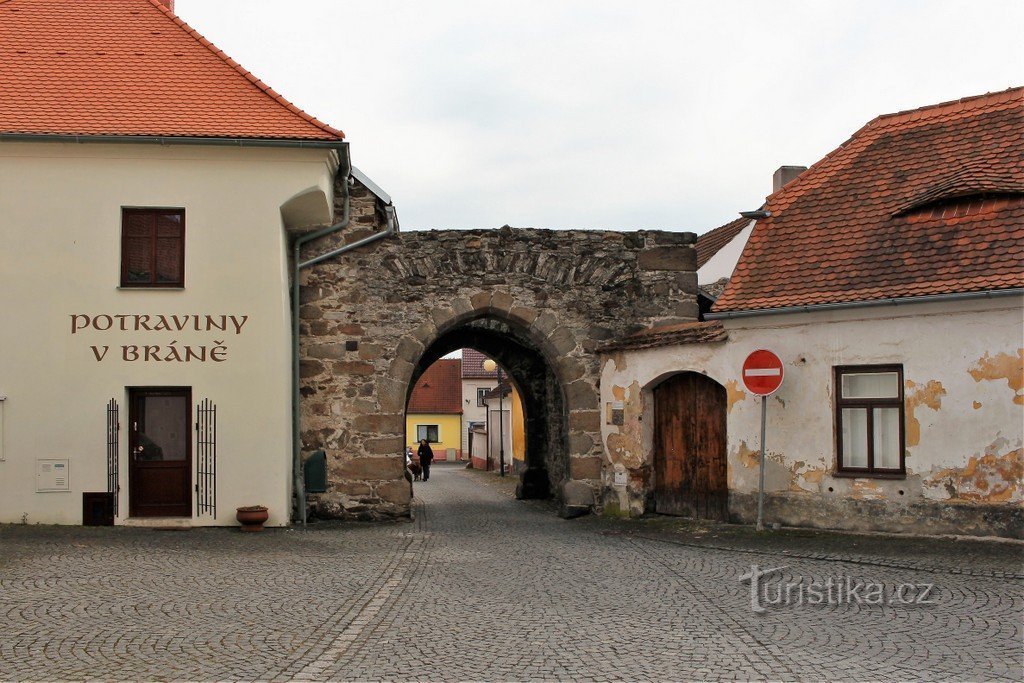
1, 463, 1021, 681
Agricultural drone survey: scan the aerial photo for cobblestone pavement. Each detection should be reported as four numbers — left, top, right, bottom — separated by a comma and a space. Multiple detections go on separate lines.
1, 463, 1021, 681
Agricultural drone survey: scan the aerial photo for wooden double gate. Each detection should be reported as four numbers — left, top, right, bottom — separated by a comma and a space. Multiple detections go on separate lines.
653, 372, 728, 520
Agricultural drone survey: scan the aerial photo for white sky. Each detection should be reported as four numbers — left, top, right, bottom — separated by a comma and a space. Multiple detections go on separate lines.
177, 0, 1022, 234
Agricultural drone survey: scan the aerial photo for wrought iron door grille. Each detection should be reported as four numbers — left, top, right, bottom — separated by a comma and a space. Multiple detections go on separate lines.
195, 398, 217, 518
106, 398, 120, 517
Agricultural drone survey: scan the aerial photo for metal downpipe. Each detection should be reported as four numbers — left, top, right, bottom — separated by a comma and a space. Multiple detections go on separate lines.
291, 156, 398, 525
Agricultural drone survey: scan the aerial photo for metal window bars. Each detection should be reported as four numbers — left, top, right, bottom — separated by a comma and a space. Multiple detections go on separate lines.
195, 398, 217, 518
106, 398, 120, 517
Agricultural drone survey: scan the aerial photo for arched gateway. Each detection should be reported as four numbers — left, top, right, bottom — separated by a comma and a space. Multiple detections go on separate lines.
297, 185, 698, 519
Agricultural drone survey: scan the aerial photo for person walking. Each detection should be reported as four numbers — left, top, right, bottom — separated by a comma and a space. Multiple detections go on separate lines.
417, 439, 435, 482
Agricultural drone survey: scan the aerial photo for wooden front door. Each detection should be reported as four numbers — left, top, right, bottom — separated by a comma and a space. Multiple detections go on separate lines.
129, 388, 191, 517
653, 373, 727, 519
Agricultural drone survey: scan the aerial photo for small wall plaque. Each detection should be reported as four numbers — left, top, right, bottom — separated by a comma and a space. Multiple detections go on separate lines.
607, 401, 625, 426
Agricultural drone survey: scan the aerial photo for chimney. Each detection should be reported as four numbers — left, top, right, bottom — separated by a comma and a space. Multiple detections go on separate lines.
156, 0, 175, 12
773, 165, 807, 193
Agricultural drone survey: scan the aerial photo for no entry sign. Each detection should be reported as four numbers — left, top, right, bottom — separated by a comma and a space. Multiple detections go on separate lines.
742, 349, 784, 396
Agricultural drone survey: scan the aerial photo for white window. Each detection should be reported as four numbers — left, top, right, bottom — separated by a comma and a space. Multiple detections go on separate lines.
416, 425, 440, 443
836, 366, 904, 475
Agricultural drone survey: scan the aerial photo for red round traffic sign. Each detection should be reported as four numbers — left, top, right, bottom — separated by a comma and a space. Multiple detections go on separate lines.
742, 349, 784, 396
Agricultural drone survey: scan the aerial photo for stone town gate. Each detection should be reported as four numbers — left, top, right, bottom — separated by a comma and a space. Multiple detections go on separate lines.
298, 185, 698, 519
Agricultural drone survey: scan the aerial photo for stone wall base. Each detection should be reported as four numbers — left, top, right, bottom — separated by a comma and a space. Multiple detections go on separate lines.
728, 491, 1024, 540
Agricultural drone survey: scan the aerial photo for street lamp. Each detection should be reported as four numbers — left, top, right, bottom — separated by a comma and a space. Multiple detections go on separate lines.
481, 358, 506, 477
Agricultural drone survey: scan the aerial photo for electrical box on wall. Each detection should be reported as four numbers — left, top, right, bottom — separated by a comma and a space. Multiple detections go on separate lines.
36, 459, 70, 492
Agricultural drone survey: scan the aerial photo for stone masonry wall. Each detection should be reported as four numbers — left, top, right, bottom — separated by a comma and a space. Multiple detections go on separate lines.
298, 177, 698, 519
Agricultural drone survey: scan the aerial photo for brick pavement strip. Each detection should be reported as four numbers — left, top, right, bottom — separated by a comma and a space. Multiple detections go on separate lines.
0, 463, 1020, 681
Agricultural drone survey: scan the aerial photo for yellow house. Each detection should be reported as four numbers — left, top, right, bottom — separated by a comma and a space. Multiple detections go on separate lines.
406, 359, 463, 461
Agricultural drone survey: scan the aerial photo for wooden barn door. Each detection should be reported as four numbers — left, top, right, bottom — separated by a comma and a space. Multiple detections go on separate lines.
653, 373, 727, 519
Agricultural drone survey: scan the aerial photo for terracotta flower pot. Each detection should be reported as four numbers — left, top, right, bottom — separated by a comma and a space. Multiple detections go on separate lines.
236, 505, 269, 532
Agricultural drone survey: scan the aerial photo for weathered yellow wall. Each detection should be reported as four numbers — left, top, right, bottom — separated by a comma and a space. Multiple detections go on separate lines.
406, 413, 463, 458
511, 386, 526, 463
600, 296, 1024, 531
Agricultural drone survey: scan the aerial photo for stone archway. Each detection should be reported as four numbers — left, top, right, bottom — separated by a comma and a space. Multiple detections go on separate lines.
403, 312, 569, 499
298, 200, 698, 520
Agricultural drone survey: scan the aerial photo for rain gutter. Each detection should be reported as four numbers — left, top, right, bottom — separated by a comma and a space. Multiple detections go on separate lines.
705, 288, 1024, 320
0, 133, 348, 149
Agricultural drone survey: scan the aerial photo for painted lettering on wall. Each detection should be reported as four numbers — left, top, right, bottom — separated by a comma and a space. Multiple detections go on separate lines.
69, 314, 249, 363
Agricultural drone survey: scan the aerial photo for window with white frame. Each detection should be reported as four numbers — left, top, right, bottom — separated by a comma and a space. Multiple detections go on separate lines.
416, 424, 440, 443
476, 388, 489, 407
835, 365, 905, 475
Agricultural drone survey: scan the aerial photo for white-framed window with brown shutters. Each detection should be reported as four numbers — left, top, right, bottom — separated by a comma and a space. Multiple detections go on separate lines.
121, 208, 185, 287
835, 365, 905, 476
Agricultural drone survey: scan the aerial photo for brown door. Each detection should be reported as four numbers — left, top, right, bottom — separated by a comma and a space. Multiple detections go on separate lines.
129, 388, 191, 517
653, 373, 727, 519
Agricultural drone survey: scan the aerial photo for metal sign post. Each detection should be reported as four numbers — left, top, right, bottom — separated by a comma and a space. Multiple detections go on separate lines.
742, 349, 784, 532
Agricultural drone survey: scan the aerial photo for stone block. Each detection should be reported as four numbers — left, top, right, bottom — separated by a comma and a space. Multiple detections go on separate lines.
300, 360, 324, 379
555, 356, 587, 383
395, 336, 424, 365
470, 291, 492, 311
353, 413, 404, 434
358, 343, 384, 361
570, 456, 602, 480
490, 290, 514, 314
562, 480, 596, 507
334, 482, 372, 497
531, 311, 560, 338
431, 306, 457, 329
331, 360, 375, 376
547, 326, 578, 355
564, 380, 599, 411
638, 247, 695, 271
377, 479, 412, 505
307, 343, 347, 360
410, 320, 437, 345
388, 357, 415, 384
377, 377, 409, 413
568, 410, 601, 432
650, 230, 697, 246
450, 296, 474, 318
364, 437, 405, 455
299, 304, 322, 319
509, 306, 539, 327
568, 432, 595, 456
673, 300, 700, 320
337, 456, 404, 479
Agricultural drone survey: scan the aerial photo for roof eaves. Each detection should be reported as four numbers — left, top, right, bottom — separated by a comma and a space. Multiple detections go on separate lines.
707, 288, 1024, 320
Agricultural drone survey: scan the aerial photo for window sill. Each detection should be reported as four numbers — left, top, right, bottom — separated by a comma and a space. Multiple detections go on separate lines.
117, 287, 185, 291
832, 470, 906, 480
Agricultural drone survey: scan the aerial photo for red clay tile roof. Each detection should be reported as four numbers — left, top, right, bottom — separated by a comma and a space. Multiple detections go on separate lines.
696, 216, 751, 269
714, 87, 1024, 313
0, 0, 343, 140
461, 349, 499, 379
407, 359, 463, 414
598, 321, 727, 352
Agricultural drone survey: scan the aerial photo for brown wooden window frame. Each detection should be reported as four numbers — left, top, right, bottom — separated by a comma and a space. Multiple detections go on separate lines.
120, 208, 186, 288
834, 364, 906, 478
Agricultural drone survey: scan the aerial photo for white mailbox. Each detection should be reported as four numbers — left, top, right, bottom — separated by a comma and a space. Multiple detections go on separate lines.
36, 459, 70, 492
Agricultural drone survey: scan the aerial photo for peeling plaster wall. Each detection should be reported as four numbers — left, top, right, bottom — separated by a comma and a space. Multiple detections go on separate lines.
600, 296, 1024, 537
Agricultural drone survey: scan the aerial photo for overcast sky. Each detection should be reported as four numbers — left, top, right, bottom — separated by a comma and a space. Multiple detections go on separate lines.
177, 1, 1022, 234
